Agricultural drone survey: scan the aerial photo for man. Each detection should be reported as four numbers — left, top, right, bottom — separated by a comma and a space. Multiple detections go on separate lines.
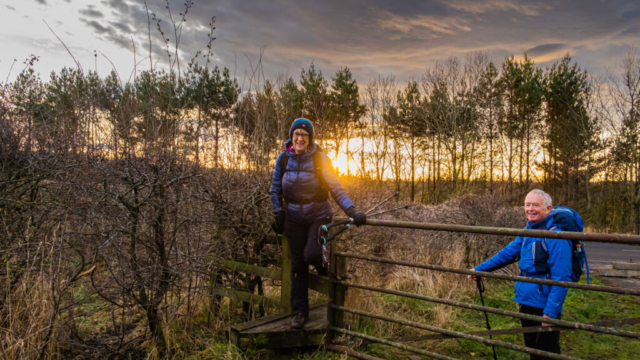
270, 118, 366, 329
469, 189, 573, 359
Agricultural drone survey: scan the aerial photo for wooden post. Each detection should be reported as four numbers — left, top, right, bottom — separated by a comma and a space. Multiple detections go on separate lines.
326, 240, 347, 346
280, 234, 293, 315
207, 266, 223, 325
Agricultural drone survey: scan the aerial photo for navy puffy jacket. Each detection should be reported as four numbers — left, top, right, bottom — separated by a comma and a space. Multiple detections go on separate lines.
270, 140, 354, 223
474, 215, 573, 319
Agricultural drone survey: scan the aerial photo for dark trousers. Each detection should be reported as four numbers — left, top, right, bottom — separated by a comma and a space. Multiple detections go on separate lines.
284, 216, 331, 315
519, 304, 561, 360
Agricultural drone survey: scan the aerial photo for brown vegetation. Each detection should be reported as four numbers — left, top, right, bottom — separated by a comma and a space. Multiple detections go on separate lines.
1, 3, 639, 359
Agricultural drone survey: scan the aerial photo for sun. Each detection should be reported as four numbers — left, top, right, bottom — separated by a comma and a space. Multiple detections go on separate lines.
328, 153, 357, 176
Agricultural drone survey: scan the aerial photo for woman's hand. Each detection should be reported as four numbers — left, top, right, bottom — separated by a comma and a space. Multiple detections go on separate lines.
271, 210, 286, 234
346, 207, 366, 227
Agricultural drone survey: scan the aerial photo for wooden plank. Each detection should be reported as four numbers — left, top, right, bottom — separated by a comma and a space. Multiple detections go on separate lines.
243, 304, 327, 334
280, 234, 293, 315
233, 305, 328, 350
309, 274, 330, 295
231, 311, 292, 333
232, 302, 328, 333
222, 259, 283, 280
213, 287, 279, 309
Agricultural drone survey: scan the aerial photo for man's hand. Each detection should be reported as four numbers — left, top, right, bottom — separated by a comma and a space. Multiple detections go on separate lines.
542, 314, 553, 326
467, 268, 477, 281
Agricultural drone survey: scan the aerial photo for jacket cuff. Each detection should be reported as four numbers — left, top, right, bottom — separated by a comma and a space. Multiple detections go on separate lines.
345, 206, 357, 218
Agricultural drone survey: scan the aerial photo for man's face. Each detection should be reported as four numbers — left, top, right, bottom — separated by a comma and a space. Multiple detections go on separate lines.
292, 129, 310, 154
524, 193, 552, 224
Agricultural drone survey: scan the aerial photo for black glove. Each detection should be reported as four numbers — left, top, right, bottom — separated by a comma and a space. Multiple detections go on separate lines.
345, 207, 366, 227
271, 210, 286, 234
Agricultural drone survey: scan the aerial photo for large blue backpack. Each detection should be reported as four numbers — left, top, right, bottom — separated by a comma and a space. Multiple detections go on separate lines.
547, 206, 590, 284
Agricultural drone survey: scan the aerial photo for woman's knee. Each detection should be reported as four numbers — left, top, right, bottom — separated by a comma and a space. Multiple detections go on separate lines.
303, 248, 322, 266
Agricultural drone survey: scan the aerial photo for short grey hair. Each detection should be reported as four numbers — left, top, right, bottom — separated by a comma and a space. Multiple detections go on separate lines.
527, 189, 553, 208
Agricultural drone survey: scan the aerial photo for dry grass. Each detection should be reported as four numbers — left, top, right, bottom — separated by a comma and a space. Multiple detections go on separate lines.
0, 170, 523, 359
330, 182, 524, 355
1, 274, 58, 360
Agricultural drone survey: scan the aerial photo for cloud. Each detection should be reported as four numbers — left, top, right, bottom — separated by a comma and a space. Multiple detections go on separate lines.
101, 0, 129, 13
442, 0, 551, 16
87, 0, 638, 86
6, 5, 15, 10
622, 8, 640, 20
35, 0, 47, 5
525, 43, 568, 57
110, 22, 133, 33
79, 8, 105, 18
377, 11, 471, 35
81, 19, 113, 35
518, 43, 571, 64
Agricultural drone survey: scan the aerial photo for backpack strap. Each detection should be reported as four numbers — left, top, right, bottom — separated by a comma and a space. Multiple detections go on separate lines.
312, 151, 329, 202
312, 151, 328, 192
277, 153, 289, 205
279, 153, 290, 181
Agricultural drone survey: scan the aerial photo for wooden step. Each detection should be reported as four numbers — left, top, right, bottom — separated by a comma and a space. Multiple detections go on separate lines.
230, 304, 328, 349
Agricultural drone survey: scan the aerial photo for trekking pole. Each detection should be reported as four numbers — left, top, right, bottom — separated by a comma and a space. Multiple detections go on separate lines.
367, 205, 409, 218
365, 192, 398, 215
320, 224, 352, 244
321, 218, 354, 234
476, 277, 498, 360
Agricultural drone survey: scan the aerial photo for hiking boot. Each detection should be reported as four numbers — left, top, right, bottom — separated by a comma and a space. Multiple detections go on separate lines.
291, 312, 308, 329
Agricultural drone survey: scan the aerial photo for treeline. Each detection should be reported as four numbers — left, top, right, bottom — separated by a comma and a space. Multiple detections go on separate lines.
235, 52, 640, 234
2, 50, 639, 233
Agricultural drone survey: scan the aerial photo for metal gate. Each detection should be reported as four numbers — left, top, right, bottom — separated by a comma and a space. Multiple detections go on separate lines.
325, 218, 640, 360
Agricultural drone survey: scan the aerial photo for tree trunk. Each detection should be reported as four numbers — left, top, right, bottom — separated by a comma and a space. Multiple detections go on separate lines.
214, 116, 219, 169
361, 125, 366, 177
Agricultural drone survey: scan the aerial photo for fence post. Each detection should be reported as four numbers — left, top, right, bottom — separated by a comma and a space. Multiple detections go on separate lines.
327, 240, 347, 345
207, 266, 223, 325
280, 234, 293, 315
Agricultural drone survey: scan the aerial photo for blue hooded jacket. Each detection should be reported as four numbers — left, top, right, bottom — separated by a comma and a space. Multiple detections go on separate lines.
270, 140, 354, 223
474, 215, 573, 319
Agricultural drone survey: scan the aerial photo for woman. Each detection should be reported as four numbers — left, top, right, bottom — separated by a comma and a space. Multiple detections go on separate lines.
270, 118, 366, 329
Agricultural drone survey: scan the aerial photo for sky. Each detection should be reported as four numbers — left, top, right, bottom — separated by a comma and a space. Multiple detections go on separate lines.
1, 0, 639, 87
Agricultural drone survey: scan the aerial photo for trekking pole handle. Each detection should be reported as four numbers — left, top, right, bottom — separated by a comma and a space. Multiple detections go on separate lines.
320, 224, 351, 244
322, 218, 353, 233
